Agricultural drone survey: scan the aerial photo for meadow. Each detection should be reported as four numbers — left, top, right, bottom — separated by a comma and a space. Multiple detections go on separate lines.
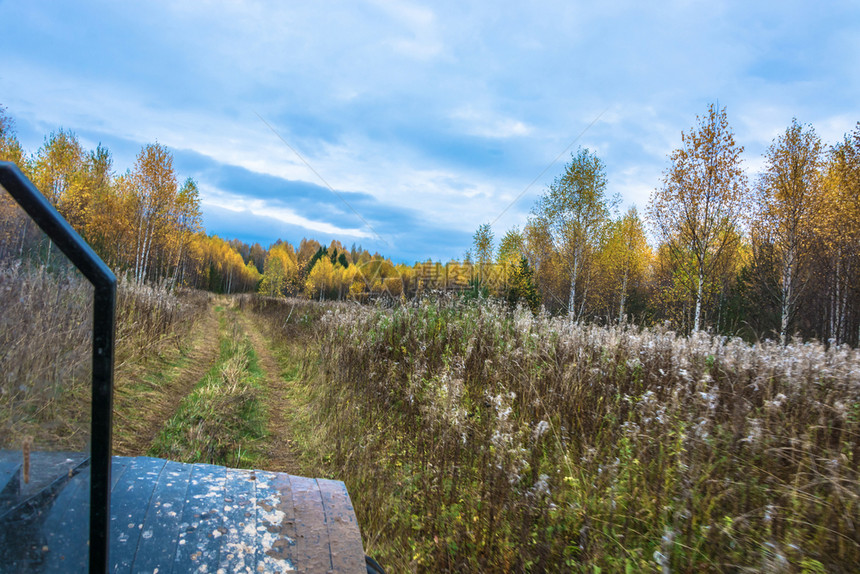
250, 294, 860, 573
2, 265, 859, 572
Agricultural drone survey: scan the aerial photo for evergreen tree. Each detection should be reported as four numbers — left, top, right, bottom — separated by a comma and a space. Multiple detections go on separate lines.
506, 256, 541, 313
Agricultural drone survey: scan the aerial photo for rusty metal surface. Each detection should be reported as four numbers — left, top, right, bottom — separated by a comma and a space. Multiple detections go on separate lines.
317, 478, 367, 573
289, 475, 333, 573
255, 470, 297, 572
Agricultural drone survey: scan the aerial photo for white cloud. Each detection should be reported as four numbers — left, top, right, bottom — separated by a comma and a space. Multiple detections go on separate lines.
451, 106, 533, 139
3, 0, 858, 261
370, 0, 443, 60
201, 185, 374, 239
812, 114, 858, 146
612, 166, 660, 210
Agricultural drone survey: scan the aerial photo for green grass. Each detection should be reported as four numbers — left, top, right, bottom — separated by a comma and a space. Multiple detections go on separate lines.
149, 309, 268, 468
111, 310, 208, 455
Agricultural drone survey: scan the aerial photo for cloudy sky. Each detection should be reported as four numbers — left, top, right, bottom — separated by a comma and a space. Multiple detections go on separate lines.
1, 1, 858, 262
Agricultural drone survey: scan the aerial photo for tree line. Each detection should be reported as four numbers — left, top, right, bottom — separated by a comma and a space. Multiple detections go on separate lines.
2, 104, 857, 344
479, 105, 859, 345
0, 106, 261, 292
0, 106, 419, 300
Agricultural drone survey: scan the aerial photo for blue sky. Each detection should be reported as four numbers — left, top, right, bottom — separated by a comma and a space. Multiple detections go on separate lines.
1, 1, 858, 262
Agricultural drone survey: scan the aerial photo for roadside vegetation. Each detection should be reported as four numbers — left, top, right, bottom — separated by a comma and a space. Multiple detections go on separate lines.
4, 254, 859, 571
0, 261, 93, 450
252, 294, 860, 573
4, 106, 859, 346
0, 260, 207, 452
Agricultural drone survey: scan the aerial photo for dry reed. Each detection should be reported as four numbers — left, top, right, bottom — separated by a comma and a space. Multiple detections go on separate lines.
259, 294, 860, 573
0, 261, 207, 452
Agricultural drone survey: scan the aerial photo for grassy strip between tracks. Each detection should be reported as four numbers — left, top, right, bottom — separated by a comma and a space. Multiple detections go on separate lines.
149, 307, 268, 469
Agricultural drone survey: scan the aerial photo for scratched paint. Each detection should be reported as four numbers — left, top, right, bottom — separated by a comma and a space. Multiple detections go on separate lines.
218, 467, 257, 573
173, 464, 227, 573
255, 471, 297, 572
317, 478, 367, 572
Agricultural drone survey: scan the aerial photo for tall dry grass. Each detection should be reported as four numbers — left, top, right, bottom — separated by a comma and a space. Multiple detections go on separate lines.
0, 261, 208, 451
114, 274, 210, 367
260, 294, 860, 572
0, 260, 93, 450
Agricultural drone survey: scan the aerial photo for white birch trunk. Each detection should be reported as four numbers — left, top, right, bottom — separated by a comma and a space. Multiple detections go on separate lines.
694, 269, 704, 332
833, 254, 841, 343
837, 258, 849, 345
140, 222, 153, 283
618, 264, 629, 323
568, 252, 579, 319
578, 265, 591, 321
780, 249, 794, 345
134, 215, 146, 283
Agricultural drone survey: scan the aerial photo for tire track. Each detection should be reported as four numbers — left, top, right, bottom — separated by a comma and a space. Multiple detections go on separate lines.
237, 310, 300, 475
113, 303, 222, 456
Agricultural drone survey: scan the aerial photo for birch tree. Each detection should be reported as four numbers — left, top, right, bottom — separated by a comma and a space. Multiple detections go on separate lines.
305, 256, 337, 300
131, 143, 177, 282
169, 177, 202, 284
497, 227, 524, 264
0, 108, 28, 258
531, 147, 611, 319
0, 106, 24, 165
259, 242, 298, 297
647, 104, 748, 332
754, 119, 823, 344
819, 125, 860, 344
472, 223, 494, 285
598, 206, 650, 322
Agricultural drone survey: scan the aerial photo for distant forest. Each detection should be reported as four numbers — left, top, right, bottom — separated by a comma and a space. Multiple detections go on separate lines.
1, 105, 858, 345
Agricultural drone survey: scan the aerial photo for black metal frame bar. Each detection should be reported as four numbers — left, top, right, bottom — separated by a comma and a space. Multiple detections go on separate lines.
0, 161, 116, 574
